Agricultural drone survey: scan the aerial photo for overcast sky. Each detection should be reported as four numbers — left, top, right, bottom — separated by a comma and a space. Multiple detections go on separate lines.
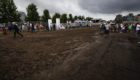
14, 0, 140, 20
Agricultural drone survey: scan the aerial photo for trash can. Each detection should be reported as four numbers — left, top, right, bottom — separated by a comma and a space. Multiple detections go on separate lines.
2, 27, 7, 34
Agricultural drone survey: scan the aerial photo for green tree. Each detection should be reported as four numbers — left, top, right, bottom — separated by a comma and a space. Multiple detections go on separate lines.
69, 14, 73, 22
81, 15, 85, 20
86, 17, 93, 21
42, 9, 51, 22
60, 14, 67, 23
74, 15, 78, 20
78, 15, 82, 20
52, 13, 61, 23
0, 0, 21, 23
25, 3, 40, 21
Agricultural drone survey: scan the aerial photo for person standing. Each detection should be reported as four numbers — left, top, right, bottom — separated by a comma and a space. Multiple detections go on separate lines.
45, 23, 49, 31
128, 24, 132, 33
112, 24, 116, 32
53, 24, 56, 30
66, 23, 68, 29
124, 23, 128, 33
135, 23, 140, 36
40, 24, 43, 30
105, 22, 110, 37
30, 23, 32, 32
116, 23, 119, 32
100, 24, 103, 32
34, 24, 37, 30
120, 23, 123, 33
13, 22, 23, 38
36, 23, 39, 31
22, 24, 25, 32
20, 24, 22, 32
27, 23, 30, 32
7, 22, 13, 33
31, 23, 36, 33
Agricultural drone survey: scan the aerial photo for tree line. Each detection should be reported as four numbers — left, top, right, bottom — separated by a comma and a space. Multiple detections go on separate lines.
0, 0, 93, 23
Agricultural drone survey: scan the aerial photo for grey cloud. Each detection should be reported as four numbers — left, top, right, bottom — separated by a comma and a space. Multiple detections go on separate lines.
78, 0, 140, 14
14, 0, 76, 16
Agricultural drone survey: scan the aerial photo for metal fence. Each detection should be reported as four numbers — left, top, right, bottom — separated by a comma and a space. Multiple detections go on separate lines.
0, 22, 100, 33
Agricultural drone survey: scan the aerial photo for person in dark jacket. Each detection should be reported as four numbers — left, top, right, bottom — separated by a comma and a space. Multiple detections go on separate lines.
31, 23, 36, 33
45, 23, 49, 31
13, 22, 23, 38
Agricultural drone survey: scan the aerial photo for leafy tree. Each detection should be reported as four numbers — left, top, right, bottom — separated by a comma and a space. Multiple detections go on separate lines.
25, 3, 40, 21
42, 9, 51, 22
86, 17, 93, 21
52, 13, 61, 23
69, 14, 73, 22
78, 15, 82, 20
0, 0, 21, 23
81, 15, 85, 20
60, 14, 67, 23
74, 15, 78, 20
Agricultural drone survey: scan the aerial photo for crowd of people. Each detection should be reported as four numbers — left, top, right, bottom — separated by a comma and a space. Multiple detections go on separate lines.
7, 22, 58, 32
6, 22, 58, 38
4, 21, 140, 38
100, 22, 140, 37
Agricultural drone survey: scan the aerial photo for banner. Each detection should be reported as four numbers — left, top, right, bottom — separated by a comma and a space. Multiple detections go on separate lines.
48, 19, 52, 30
56, 18, 60, 30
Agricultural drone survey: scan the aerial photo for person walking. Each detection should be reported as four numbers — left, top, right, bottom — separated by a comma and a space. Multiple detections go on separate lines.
105, 22, 110, 37
13, 22, 23, 38
135, 23, 140, 36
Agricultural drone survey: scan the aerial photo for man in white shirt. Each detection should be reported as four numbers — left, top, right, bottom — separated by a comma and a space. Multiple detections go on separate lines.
105, 22, 110, 37
135, 23, 140, 36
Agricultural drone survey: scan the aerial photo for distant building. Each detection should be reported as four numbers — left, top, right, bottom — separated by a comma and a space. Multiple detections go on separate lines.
125, 13, 134, 21
115, 14, 122, 23
18, 11, 26, 22
122, 16, 127, 21
135, 14, 140, 22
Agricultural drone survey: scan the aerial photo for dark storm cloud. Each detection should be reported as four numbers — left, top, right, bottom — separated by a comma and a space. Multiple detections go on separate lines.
78, 0, 140, 14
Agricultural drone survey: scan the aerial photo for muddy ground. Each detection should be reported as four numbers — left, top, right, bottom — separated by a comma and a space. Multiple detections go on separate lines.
0, 28, 140, 80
